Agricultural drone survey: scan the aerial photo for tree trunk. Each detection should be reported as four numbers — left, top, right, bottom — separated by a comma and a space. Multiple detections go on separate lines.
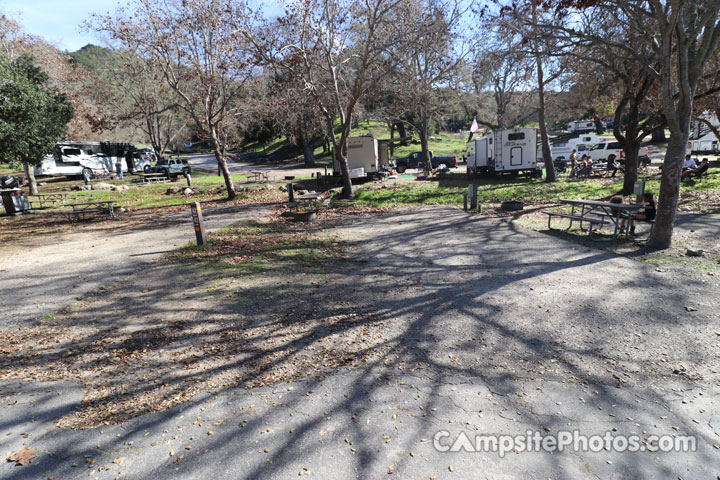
533, 30, 555, 182
299, 130, 315, 167
621, 142, 640, 195
420, 117, 432, 171
647, 133, 687, 249
388, 121, 395, 156
397, 122, 409, 146
23, 161, 38, 195
327, 118, 353, 198
651, 125, 666, 143
210, 131, 236, 200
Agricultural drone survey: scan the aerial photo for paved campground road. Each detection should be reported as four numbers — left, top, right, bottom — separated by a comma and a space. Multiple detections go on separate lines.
0, 204, 271, 327
1, 207, 719, 479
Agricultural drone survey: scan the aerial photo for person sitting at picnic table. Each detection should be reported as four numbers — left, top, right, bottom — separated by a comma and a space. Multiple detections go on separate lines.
620, 192, 656, 235
606, 154, 623, 177
682, 157, 710, 179
576, 155, 593, 177
682, 154, 697, 170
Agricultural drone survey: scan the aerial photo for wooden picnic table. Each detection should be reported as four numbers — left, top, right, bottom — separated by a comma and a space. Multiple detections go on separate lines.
545, 198, 645, 241
143, 172, 170, 183
64, 200, 118, 220
249, 170, 269, 183
27, 193, 69, 209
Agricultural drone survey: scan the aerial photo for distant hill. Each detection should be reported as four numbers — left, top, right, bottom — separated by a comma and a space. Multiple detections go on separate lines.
70, 44, 123, 77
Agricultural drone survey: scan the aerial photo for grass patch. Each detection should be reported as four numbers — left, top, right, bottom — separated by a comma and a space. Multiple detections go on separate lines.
170, 219, 341, 276
349, 175, 623, 208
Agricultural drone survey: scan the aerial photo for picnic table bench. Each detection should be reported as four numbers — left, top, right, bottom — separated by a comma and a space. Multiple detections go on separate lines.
63, 201, 118, 221
544, 198, 645, 241
143, 172, 170, 183
249, 170, 270, 183
27, 193, 69, 209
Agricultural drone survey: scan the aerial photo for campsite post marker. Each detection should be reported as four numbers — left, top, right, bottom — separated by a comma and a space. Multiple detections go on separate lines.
190, 202, 207, 246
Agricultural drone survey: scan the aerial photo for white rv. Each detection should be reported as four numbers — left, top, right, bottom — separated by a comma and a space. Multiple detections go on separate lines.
688, 131, 719, 154
466, 128, 541, 177
333, 136, 386, 179
548, 133, 606, 161
568, 120, 597, 134
35, 142, 141, 178
688, 114, 719, 153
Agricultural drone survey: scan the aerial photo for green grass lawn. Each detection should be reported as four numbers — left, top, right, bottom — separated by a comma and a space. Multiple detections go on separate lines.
348, 169, 720, 211
0, 172, 283, 215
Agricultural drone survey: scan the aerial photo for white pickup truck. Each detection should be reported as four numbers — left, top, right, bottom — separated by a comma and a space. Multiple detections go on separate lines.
586, 141, 650, 166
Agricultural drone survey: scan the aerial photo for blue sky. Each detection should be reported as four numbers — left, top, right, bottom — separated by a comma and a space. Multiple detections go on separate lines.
1, 1, 283, 52
1, 0, 122, 52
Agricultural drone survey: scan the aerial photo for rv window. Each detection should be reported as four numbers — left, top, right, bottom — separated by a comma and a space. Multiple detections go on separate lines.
489, 138, 493, 144
508, 133, 525, 141
62, 148, 82, 156
608, 142, 622, 149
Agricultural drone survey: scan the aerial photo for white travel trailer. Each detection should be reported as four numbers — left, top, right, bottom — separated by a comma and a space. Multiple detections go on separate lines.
35, 142, 141, 178
333, 136, 386, 179
688, 132, 719, 154
548, 133, 606, 161
568, 120, 597, 134
688, 114, 719, 153
466, 128, 541, 177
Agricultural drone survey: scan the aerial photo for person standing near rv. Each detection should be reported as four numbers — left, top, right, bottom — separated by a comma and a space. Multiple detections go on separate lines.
568, 150, 578, 177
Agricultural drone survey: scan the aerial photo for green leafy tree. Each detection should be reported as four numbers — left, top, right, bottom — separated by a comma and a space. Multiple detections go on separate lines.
0, 54, 74, 194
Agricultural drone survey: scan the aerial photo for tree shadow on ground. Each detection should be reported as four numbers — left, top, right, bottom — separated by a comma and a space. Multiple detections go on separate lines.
2, 207, 718, 478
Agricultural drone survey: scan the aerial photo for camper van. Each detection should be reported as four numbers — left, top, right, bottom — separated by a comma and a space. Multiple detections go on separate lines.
35, 142, 140, 178
567, 120, 597, 134
333, 136, 387, 179
466, 128, 541, 177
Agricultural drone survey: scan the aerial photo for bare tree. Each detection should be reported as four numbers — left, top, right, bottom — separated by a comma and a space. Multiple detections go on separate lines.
107, 52, 188, 158
388, 0, 472, 171
472, 33, 537, 130
92, 0, 255, 200
245, 0, 402, 197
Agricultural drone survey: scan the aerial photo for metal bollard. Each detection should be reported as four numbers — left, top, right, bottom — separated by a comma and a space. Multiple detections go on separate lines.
287, 183, 294, 203
463, 193, 468, 211
183, 171, 193, 187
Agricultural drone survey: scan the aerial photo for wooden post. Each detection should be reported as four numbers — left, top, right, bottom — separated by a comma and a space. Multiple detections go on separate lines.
468, 184, 477, 210
463, 193, 468, 211
190, 202, 207, 246
287, 183, 294, 203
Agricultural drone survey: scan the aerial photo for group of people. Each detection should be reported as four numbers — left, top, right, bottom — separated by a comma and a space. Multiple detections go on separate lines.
681, 155, 710, 178
568, 150, 594, 178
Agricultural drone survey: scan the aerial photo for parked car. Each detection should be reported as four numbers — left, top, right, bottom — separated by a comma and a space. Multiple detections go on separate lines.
392, 151, 457, 173
150, 158, 191, 177
586, 141, 651, 166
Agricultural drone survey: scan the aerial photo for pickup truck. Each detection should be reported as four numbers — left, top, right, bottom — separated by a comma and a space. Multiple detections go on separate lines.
392, 151, 458, 173
586, 141, 651, 166
150, 158, 191, 178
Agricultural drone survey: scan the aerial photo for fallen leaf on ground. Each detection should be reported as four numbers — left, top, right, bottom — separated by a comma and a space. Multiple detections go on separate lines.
6, 448, 36, 466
